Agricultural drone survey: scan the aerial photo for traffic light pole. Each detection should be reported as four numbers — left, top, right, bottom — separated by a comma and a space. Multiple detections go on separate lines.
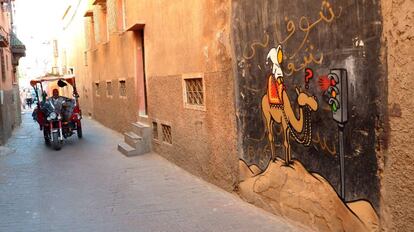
328, 69, 348, 200
338, 123, 345, 200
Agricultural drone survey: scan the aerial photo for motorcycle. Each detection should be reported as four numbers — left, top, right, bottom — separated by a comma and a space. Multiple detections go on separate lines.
31, 75, 83, 150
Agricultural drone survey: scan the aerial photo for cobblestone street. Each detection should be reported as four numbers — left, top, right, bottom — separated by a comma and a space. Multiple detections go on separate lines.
0, 113, 300, 232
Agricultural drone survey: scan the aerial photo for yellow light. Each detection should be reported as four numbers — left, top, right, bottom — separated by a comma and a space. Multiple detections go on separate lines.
277, 49, 283, 64
331, 90, 337, 98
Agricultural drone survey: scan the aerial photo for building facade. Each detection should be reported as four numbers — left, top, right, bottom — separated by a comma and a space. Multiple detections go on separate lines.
59, 0, 413, 231
0, 0, 25, 145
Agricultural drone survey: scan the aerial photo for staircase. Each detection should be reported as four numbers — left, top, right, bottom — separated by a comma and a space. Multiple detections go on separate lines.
117, 121, 151, 156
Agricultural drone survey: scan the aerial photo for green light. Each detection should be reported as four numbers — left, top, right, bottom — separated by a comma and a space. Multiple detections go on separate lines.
331, 102, 338, 112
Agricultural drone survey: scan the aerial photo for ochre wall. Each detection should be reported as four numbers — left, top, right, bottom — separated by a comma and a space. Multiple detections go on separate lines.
64, 0, 239, 190
89, 31, 138, 133
60, 0, 93, 118
0, 7, 20, 145
380, 0, 414, 231
125, 0, 238, 190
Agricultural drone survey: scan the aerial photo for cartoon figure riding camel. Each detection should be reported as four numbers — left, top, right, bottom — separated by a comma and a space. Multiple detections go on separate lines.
262, 45, 318, 165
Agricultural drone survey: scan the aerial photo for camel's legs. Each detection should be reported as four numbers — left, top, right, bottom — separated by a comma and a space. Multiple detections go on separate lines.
285, 128, 292, 164
282, 120, 291, 164
266, 118, 276, 162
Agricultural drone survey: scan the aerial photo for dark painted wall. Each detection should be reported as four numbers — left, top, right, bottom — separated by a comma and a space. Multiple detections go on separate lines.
232, 0, 385, 211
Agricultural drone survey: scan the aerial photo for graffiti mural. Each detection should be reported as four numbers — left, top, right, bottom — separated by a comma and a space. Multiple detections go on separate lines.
232, 0, 384, 231
261, 45, 318, 164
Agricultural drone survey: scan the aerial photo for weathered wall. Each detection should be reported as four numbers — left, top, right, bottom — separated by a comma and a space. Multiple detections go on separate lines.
0, 89, 20, 145
125, 0, 238, 190
64, 0, 239, 191
89, 31, 138, 133
232, 0, 385, 230
60, 0, 93, 118
62, 0, 138, 132
380, 0, 414, 231
0, 7, 20, 145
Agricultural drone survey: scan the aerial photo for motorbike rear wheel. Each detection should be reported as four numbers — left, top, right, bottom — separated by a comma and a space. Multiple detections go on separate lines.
77, 121, 83, 139
52, 132, 62, 150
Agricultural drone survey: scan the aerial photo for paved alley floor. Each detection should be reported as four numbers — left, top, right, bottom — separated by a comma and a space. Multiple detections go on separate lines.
0, 113, 302, 232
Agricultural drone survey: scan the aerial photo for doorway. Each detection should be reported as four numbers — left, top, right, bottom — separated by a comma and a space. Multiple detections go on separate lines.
134, 29, 147, 117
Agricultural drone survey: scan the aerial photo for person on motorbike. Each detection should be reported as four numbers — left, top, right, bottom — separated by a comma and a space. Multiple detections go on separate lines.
49, 89, 75, 121
50, 89, 65, 105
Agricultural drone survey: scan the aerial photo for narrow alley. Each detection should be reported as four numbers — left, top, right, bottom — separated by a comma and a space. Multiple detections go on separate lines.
0, 113, 300, 232
0, 0, 411, 231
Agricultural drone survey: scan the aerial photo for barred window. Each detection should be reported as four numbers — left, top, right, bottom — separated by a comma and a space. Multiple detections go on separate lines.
185, 78, 203, 105
152, 121, 158, 140
162, 124, 172, 144
182, 75, 205, 110
95, 82, 100, 96
119, 80, 126, 97
106, 81, 112, 96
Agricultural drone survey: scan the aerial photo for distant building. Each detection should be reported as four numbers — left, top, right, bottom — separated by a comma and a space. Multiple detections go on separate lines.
0, 0, 25, 145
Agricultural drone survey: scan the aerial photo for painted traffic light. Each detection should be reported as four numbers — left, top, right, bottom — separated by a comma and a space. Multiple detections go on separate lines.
327, 73, 339, 113
326, 69, 348, 124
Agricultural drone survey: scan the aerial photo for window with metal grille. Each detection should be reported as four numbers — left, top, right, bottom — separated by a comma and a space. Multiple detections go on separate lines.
95, 82, 100, 96
183, 76, 205, 110
162, 124, 172, 144
106, 81, 112, 96
119, 80, 126, 97
152, 121, 158, 140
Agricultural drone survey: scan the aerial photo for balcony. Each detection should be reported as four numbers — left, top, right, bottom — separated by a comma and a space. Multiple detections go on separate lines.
92, 0, 106, 5
10, 32, 25, 66
84, 10, 93, 17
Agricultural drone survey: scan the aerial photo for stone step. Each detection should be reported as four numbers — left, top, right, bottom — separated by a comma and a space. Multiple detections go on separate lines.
117, 142, 138, 157
135, 139, 151, 155
138, 114, 150, 125
124, 131, 142, 147
132, 122, 151, 138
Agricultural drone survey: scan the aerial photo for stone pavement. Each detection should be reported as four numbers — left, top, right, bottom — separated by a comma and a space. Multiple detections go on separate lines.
0, 113, 303, 232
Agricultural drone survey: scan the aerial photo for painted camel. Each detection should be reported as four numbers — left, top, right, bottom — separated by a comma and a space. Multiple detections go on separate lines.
262, 45, 318, 164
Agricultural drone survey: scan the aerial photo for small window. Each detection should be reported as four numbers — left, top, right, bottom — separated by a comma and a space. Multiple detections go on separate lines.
162, 124, 172, 144
84, 51, 88, 66
95, 82, 100, 96
152, 121, 158, 140
119, 80, 126, 97
106, 81, 112, 97
182, 74, 205, 110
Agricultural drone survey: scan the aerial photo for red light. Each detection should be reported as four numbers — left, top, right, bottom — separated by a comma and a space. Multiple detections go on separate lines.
330, 79, 336, 86
318, 75, 330, 91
